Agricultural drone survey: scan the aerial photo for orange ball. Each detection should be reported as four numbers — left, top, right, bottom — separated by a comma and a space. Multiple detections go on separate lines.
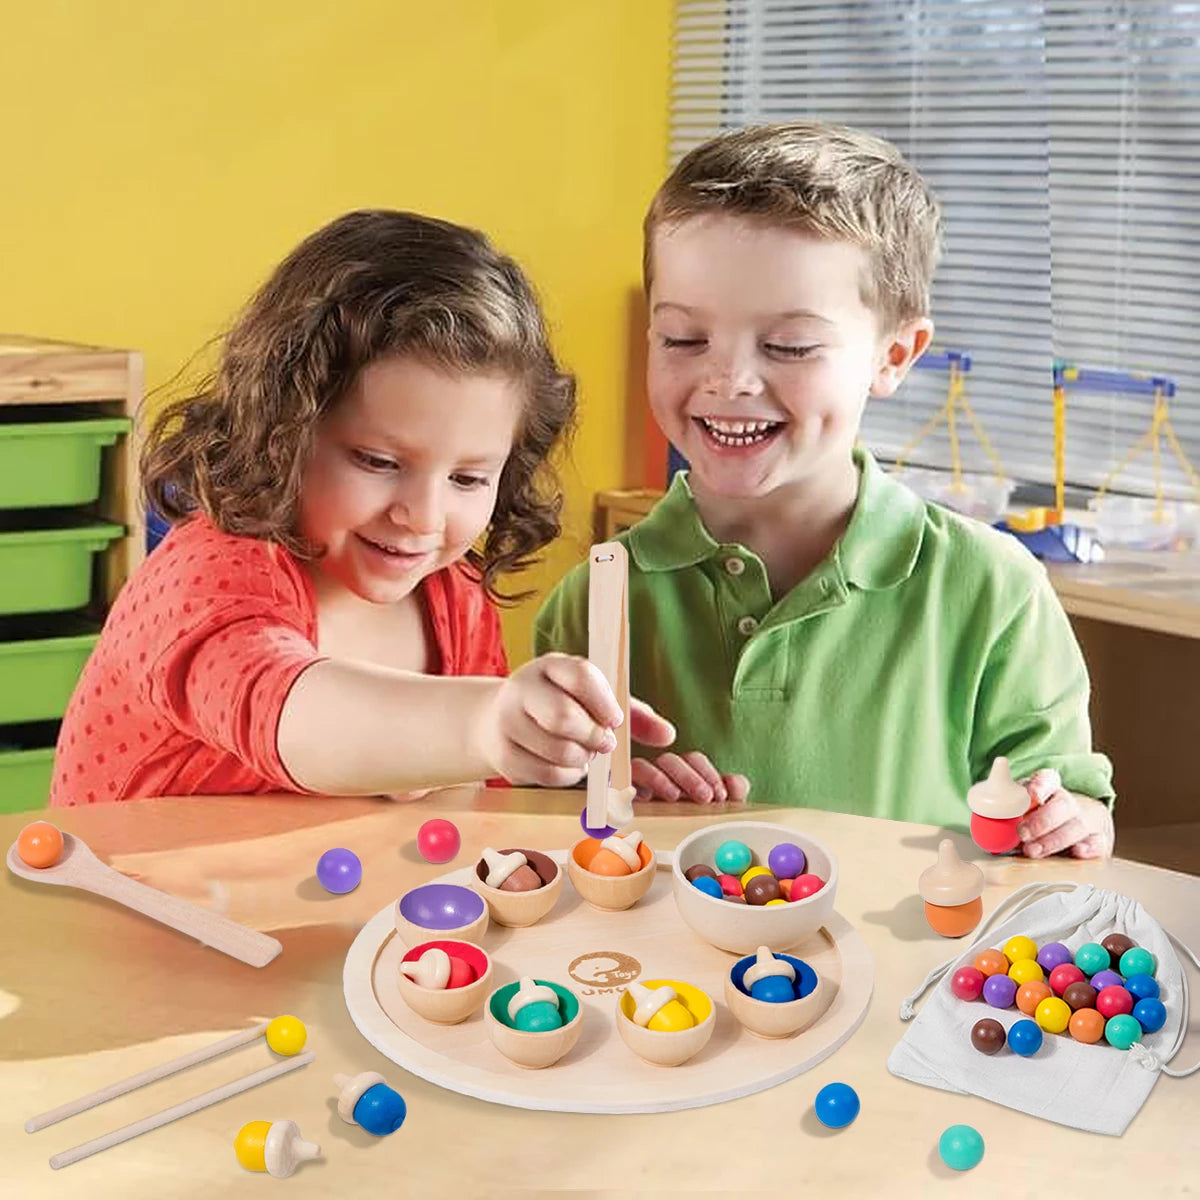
1069, 1007, 1107, 1044
974, 948, 1009, 977
778, 878, 793, 900
587, 848, 633, 876
1016, 981, 1053, 1016
17, 821, 64, 869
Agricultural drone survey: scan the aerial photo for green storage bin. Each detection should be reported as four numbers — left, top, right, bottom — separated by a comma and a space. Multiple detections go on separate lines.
0, 723, 59, 814
0, 408, 131, 509
0, 617, 100, 724
0, 516, 125, 616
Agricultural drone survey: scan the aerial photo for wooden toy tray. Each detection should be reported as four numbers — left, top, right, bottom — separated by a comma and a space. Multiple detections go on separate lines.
343, 851, 873, 1114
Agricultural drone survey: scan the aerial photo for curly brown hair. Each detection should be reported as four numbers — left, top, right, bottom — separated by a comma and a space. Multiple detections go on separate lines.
141, 209, 576, 603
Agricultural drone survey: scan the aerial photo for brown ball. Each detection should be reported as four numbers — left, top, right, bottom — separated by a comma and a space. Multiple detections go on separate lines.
499, 864, 543, 892
1101, 933, 1136, 961
723, 893, 747, 903
684, 864, 718, 883
971, 1017, 1006, 1055
1063, 981, 1098, 1011
743, 874, 782, 906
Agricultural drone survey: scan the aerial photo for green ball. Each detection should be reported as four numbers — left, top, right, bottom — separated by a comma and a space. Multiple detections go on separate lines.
513, 1000, 563, 1033
1119, 947, 1156, 979
938, 1125, 985, 1171
714, 840, 752, 876
1104, 1013, 1143, 1050
1074, 942, 1110, 976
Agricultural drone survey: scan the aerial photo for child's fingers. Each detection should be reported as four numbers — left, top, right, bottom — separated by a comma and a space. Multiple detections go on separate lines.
653, 753, 715, 803
631, 757, 682, 802
628, 697, 676, 748
1068, 833, 1107, 859
680, 752, 726, 802
539, 654, 624, 728
506, 705, 603, 772
1024, 815, 1088, 859
1016, 790, 1076, 843
500, 739, 591, 789
1023, 768, 1062, 806
721, 773, 751, 804
520, 662, 618, 755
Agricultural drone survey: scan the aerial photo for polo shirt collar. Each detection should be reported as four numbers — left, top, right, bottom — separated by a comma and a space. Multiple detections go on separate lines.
628, 447, 926, 592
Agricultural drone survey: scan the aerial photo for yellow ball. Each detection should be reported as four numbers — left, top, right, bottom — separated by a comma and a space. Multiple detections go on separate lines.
740, 865, 772, 888
265, 1014, 307, 1056
1008, 958, 1045, 986
1035, 996, 1072, 1034
647, 998, 697, 1032
765, 898, 788, 907
234, 1120, 270, 1171
1003, 936, 1038, 965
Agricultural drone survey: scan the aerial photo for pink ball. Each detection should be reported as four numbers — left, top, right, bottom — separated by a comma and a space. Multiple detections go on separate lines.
417, 819, 461, 865
446, 954, 477, 989
970, 812, 1021, 854
1049, 963, 1086, 996
790, 873, 825, 900
716, 873, 743, 897
1096, 984, 1134, 1020
952, 966, 986, 1002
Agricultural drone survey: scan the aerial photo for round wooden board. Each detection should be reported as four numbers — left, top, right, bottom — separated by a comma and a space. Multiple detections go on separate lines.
343, 851, 874, 1114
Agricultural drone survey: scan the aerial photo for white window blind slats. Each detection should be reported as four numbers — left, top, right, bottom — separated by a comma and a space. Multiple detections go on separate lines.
670, 0, 1200, 502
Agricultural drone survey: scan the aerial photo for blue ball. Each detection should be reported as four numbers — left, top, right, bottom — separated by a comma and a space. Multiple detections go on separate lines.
691, 875, 723, 898
316, 847, 362, 894
1133, 997, 1167, 1034
814, 1082, 860, 1129
1008, 1018, 1043, 1057
1125, 973, 1160, 1003
355, 1082, 407, 1136
714, 840, 753, 876
939, 1124, 985, 1171
750, 975, 796, 1004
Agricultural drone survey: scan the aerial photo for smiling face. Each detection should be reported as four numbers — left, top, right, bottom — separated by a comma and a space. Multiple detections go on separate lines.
647, 215, 930, 508
297, 355, 523, 605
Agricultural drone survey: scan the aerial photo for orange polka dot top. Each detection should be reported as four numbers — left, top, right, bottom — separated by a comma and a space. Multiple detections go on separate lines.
50, 515, 509, 805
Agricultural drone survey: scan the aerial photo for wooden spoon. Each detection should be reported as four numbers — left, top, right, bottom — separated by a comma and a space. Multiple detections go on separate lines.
7, 830, 282, 968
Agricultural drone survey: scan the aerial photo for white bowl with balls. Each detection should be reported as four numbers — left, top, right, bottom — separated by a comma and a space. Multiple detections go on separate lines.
671, 821, 838, 955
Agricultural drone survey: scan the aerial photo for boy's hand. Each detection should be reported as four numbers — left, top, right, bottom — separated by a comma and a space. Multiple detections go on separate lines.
632, 751, 751, 806
1017, 787, 1114, 859
477, 653, 623, 788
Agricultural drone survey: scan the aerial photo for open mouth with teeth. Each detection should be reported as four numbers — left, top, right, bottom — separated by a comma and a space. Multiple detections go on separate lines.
694, 416, 785, 449
357, 534, 433, 561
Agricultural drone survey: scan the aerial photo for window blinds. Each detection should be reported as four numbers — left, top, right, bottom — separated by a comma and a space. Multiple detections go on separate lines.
669, 0, 1200, 501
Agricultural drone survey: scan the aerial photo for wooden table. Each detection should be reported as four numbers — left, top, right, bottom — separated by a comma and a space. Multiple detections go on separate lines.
2, 790, 1196, 1196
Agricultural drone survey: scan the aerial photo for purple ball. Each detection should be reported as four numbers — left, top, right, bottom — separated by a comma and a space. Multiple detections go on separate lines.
768, 841, 806, 879
316, 847, 362, 894
1037, 942, 1073, 972
983, 973, 1018, 1009
580, 807, 617, 839
1091, 969, 1125, 992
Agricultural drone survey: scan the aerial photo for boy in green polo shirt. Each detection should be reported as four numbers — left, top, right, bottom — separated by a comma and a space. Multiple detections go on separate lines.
535, 121, 1115, 858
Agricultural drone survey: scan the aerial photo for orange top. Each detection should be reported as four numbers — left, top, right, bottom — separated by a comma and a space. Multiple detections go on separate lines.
50, 515, 507, 805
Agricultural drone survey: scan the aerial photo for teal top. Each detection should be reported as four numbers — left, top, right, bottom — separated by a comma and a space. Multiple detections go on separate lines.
534, 450, 1114, 831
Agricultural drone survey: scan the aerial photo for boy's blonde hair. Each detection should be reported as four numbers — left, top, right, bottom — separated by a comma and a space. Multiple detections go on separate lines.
644, 121, 943, 332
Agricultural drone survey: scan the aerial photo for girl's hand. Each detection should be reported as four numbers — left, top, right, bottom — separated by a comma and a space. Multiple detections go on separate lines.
1017, 789, 1115, 859
632, 751, 751, 806
476, 653, 623, 788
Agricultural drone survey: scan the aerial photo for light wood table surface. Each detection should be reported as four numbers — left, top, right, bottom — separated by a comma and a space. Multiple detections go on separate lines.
2, 790, 1196, 1197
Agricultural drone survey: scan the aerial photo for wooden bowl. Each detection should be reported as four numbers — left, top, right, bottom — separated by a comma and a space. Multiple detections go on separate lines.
472, 848, 562, 928
615, 978, 715, 1067
485, 979, 582, 1069
396, 939, 492, 1025
394, 883, 489, 947
724, 951, 829, 1039
672, 822, 838, 954
566, 837, 656, 911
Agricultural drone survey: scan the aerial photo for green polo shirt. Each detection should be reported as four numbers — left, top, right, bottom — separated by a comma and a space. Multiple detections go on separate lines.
534, 449, 1114, 831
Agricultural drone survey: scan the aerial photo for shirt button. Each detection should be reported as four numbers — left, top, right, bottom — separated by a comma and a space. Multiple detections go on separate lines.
737, 615, 758, 636
724, 556, 745, 576
819, 579, 832, 595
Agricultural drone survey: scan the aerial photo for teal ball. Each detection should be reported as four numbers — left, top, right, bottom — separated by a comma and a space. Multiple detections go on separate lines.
714, 840, 753, 876
513, 1000, 563, 1033
1104, 1013, 1143, 1050
1119, 947, 1156, 979
1073, 942, 1110, 976
938, 1124, 985, 1171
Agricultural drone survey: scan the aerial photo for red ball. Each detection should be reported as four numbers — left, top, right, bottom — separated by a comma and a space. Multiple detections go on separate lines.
952, 966, 986, 1002
416, 819, 461, 865
970, 812, 1021, 854
446, 954, 477, 989
1049, 963, 1086, 996
1096, 984, 1134, 1020
790, 873, 825, 900
716, 873, 743, 897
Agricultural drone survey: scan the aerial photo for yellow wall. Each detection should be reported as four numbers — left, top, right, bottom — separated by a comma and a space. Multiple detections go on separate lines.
0, 0, 672, 660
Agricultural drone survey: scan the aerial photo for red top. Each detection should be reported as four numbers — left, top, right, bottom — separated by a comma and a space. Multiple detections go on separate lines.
50, 515, 508, 806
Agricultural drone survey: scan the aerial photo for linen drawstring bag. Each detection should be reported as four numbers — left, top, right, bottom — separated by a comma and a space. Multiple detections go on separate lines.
886, 881, 1198, 1135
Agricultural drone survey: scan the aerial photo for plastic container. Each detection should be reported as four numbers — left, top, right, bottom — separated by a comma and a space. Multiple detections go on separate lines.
0, 408, 130, 509
0, 516, 124, 615
0, 722, 59, 814
0, 617, 100, 724
890, 467, 1014, 525
1089, 495, 1199, 551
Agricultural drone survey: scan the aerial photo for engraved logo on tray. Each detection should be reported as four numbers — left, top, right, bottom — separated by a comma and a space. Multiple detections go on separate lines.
567, 951, 641, 995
